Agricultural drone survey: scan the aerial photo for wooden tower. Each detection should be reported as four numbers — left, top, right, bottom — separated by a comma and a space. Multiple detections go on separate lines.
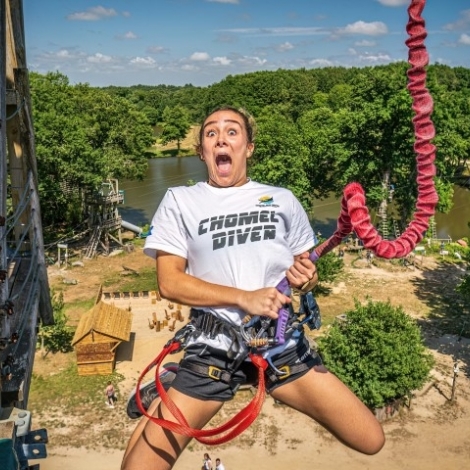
83, 178, 125, 258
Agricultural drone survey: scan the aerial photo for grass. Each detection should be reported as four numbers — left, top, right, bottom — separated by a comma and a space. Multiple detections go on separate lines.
101, 266, 157, 292
30, 361, 125, 413
29, 359, 130, 450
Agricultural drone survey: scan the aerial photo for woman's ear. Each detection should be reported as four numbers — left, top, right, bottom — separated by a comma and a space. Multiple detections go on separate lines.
247, 143, 254, 159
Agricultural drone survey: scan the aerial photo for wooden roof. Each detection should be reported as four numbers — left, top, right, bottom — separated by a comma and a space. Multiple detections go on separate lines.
72, 301, 132, 345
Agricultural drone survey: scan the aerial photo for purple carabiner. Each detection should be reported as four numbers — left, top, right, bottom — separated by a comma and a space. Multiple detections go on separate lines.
274, 251, 319, 344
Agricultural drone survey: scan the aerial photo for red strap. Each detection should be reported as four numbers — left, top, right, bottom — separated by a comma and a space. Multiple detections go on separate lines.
135, 343, 268, 445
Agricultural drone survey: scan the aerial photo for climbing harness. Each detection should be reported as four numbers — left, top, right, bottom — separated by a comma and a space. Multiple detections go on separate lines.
134, 0, 437, 445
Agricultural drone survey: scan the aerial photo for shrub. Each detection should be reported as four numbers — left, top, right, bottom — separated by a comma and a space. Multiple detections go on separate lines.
318, 299, 434, 408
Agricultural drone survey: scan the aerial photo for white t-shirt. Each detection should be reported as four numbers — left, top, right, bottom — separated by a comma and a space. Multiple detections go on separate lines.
144, 180, 315, 325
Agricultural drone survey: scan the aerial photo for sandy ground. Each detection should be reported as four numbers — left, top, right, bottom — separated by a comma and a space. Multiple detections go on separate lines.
36, 248, 470, 470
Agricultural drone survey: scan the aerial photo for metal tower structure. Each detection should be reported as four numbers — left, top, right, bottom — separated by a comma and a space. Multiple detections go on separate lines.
1, 1, 52, 467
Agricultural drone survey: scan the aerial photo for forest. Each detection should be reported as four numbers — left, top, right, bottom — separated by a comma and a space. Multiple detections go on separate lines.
29, 62, 470, 232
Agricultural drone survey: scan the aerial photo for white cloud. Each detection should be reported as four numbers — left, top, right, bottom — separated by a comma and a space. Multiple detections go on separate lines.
340, 21, 388, 36
359, 52, 391, 63
444, 9, 470, 31
219, 27, 325, 37
147, 46, 166, 54
376, 0, 408, 6
277, 42, 294, 52
87, 53, 113, 64
348, 48, 358, 56
181, 64, 198, 71
67, 6, 117, 21
190, 52, 211, 61
355, 40, 376, 47
459, 33, 470, 45
57, 49, 73, 58
309, 58, 334, 67
130, 57, 156, 67
238, 56, 267, 66
213, 56, 232, 65
122, 31, 137, 40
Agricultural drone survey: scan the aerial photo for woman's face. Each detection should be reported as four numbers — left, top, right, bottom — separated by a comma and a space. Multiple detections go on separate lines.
199, 109, 254, 188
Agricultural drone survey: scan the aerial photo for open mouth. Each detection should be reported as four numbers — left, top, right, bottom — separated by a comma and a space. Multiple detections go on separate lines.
216, 153, 232, 174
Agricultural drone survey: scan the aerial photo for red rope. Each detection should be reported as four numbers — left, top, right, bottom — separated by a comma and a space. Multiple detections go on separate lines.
136, 343, 268, 445
312, 0, 438, 261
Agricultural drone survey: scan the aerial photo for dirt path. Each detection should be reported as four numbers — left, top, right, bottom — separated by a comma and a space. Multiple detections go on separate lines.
36, 249, 470, 470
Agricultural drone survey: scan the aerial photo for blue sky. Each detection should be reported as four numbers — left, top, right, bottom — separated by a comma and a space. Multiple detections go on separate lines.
24, 0, 470, 88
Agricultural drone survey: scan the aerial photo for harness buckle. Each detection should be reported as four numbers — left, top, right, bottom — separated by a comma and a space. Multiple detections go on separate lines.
208, 365, 222, 380
277, 365, 291, 380
165, 324, 196, 352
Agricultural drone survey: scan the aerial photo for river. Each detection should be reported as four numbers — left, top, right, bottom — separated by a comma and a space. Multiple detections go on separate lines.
119, 156, 470, 241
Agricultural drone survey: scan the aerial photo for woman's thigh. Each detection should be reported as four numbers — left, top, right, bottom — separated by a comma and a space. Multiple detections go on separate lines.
270, 365, 385, 455
122, 388, 223, 470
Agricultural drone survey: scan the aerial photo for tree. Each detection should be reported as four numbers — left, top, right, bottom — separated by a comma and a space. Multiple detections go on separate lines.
38, 291, 75, 355
159, 105, 191, 152
318, 299, 434, 408
29, 71, 154, 227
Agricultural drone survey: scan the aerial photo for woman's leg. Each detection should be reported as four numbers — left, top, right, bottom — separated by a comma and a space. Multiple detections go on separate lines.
270, 365, 385, 455
122, 387, 223, 470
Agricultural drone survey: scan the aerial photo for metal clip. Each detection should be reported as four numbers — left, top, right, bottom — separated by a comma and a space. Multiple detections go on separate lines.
299, 292, 321, 330
165, 323, 195, 352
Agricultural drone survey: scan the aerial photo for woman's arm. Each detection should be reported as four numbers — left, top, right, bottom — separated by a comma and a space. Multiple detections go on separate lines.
156, 251, 291, 319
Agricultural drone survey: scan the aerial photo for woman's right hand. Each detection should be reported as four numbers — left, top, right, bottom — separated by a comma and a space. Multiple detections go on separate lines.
238, 287, 291, 319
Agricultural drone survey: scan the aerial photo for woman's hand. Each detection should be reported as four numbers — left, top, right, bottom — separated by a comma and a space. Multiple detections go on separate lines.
238, 287, 291, 319
286, 252, 318, 292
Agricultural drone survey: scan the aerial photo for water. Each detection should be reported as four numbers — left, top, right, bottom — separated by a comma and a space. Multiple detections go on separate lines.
119, 156, 208, 226
120, 156, 470, 240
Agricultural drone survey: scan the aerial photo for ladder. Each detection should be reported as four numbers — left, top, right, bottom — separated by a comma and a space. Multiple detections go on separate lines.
84, 225, 102, 259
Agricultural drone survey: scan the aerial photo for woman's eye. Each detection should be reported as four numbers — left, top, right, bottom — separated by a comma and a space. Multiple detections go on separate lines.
206, 130, 216, 137
228, 129, 237, 135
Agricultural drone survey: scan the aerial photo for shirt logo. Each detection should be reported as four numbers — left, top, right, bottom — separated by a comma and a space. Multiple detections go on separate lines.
256, 195, 279, 207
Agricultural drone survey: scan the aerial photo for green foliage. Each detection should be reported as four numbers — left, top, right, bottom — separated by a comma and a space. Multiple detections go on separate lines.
318, 299, 434, 408
159, 105, 191, 151
457, 274, 470, 303
313, 239, 344, 291
29, 71, 155, 227
30, 63, 470, 230
456, 244, 470, 304
38, 291, 75, 354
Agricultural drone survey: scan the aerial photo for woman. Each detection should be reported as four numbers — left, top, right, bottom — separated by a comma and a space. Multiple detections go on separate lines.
202, 453, 212, 470
121, 106, 384, 470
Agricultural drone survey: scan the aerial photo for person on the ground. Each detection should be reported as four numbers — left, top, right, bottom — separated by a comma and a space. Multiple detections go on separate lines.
202, 453, 213, 470
215, 457, 225, 470
121, 106, 385, 470
105, 381, 116, 408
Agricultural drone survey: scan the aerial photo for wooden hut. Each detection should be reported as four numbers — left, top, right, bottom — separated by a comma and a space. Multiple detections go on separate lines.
72, 301, 132, 376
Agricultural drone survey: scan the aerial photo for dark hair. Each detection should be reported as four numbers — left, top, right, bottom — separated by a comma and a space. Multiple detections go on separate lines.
196, 106, 256, 154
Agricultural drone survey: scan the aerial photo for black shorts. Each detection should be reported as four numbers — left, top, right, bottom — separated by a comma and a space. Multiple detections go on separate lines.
171, 334, 323, 402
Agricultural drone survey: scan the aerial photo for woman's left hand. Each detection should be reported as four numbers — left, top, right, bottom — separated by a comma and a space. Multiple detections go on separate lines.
286, 252, 318, 291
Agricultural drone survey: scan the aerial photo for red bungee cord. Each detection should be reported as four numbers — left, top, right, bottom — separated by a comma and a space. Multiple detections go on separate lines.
136, 0, 437, 445
312, 0, 438, 262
